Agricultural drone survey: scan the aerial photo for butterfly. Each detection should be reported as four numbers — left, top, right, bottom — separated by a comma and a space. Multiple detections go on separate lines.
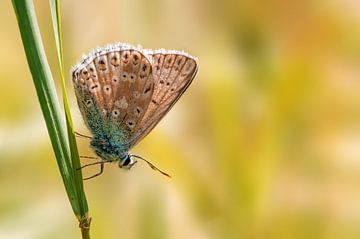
71, 43, 198, 179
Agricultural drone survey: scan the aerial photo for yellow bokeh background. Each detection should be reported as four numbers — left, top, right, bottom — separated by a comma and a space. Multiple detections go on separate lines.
1, 0, 360, 238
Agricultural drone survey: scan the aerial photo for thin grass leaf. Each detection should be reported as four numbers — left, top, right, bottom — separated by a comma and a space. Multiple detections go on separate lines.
49, 0, 89, 217
12, 0, 90, 238
49, 1, 91, 236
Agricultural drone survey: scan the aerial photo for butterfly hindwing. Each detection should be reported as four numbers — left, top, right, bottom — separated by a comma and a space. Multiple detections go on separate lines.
129, 52, 198, 147
113, 49, 154, 133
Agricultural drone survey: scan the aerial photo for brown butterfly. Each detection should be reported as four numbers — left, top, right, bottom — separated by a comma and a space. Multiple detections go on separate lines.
72, 43, 198, 179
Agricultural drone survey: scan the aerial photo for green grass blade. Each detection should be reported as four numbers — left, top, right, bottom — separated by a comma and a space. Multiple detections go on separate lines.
49, 0, 89, 219
11, 0, 86, 224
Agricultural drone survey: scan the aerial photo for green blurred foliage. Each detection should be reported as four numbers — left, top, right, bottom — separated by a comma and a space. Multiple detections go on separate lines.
1, 0, 360, 238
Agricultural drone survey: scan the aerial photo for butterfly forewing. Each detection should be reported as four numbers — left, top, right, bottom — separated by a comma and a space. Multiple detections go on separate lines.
72, 46, 154, 140
129, 52, 198, 147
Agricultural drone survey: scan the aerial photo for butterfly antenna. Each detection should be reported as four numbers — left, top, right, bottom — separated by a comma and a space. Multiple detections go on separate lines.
130, 154, 171, 178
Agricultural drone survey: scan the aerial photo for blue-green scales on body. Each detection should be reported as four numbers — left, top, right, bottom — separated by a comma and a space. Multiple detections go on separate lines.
85, 105, 131, 166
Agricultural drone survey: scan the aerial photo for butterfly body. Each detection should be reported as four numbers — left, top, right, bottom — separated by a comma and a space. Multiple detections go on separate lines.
72, 43, 198, 174
82, 102, 134, 168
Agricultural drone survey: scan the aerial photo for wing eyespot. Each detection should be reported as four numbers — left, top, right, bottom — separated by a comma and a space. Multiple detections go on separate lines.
81, 69, 89, 79
144, 83, 152, 94
89, 83, 101, 92
134, 106, 143, 116
85, 99, 93, 108
111, 56, 120, 67
103, 85, 111, 95
112, 78, 119, 84
122, 72, 128, 80
121, 51, 131, 64
131, 52, 141, 66
112, 109, 120, 117
126, 119, 136, 129
97, 57, 107, 71
129, 73, 136, 82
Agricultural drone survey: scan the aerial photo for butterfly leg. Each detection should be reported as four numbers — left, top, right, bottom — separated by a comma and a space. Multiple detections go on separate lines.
75, 131, 92, 139
77, 160, 111, 180
80, 155, 98, 160
83, 163, 104, 180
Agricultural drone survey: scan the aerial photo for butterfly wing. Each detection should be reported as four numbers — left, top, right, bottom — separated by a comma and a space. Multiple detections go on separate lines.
128, 51, 198, 147
72, 45, 154, 148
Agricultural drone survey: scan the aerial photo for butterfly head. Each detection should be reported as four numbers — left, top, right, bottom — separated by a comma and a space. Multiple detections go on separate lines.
119, 154, 137, 169
90, 134, 135, 170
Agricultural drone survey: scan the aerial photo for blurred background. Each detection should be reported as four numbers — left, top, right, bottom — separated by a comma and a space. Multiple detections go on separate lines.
1, 0, 360, 238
